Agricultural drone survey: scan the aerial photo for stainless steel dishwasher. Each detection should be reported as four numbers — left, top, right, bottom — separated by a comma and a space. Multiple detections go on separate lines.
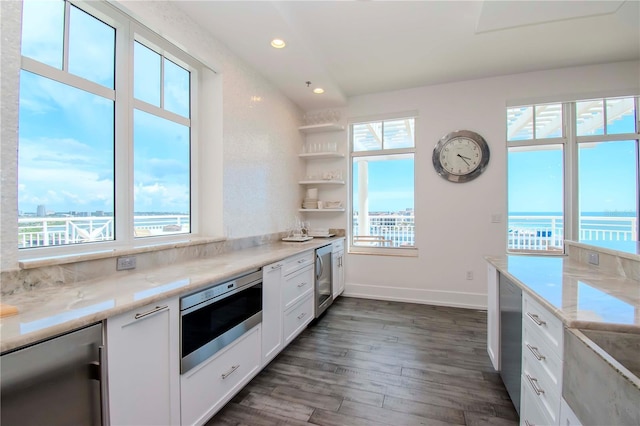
1, 322, 106, 425
499, 273, 522, 415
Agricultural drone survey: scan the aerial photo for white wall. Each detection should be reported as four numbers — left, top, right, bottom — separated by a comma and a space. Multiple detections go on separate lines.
343, 61, 640, 309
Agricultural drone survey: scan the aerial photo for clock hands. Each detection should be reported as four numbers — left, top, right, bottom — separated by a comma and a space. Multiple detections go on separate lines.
457, 153, 471, 166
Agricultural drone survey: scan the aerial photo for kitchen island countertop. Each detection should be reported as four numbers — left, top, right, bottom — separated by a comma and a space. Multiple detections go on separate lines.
485, 254, 640, 333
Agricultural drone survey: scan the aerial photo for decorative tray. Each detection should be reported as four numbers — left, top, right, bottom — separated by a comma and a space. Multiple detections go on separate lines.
308, 233, 335, 238
282, 236, 314, 242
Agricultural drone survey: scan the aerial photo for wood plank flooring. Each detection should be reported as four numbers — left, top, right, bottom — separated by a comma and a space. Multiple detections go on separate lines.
206, 297, 518, 426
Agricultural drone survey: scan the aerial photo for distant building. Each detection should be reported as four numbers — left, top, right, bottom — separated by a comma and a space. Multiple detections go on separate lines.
36, 205, 46, 217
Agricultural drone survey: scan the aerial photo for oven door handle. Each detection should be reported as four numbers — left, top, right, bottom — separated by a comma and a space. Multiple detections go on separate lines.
316, 253, 324, 279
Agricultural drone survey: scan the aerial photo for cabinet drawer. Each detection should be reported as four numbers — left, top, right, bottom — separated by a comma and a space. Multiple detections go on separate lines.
284, 293, 314, 345
522, 360, 561, 424
522, 323, 562, 394
523, 294, 563, 357
332, 238, 344, 252
282, 264, 314, 310
283, 251, 314, 276
181, 326, 261, 426
521, 378, 555, 426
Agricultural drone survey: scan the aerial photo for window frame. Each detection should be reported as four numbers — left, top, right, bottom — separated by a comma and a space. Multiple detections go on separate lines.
506, 96, 640, 254
349, 114, 418, 256
17, 0, 206, 260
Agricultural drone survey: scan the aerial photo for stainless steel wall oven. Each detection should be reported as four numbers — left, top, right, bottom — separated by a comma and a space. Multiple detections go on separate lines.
180, 269, 262, 374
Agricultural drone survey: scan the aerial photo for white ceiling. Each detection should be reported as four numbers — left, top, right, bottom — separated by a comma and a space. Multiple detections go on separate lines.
174, 1, 640, 111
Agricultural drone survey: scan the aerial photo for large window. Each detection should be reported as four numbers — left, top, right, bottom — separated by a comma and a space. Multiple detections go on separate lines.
507, 97, 639, 253
18, 0, 199, 251
350, 117, 416, 253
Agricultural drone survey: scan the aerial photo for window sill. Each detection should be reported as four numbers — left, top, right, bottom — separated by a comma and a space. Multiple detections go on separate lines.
348, 246, 418, 257
18, 236, 226, 270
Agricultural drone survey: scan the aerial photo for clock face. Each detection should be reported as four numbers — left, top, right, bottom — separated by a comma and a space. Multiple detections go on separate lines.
432, 130, 490, 183
439, 137, 482, 176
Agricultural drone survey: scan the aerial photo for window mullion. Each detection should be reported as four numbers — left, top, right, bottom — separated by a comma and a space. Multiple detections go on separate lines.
63, 0, 71, 72
564, 102, 579, 243
113, 21, 133, 246
160, 56, 165, 110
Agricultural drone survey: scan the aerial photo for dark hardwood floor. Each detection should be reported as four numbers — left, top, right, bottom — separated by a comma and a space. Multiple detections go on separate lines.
206, 297, 518, 426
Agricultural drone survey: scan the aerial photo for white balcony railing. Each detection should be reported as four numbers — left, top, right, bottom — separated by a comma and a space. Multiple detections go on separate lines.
18, 213, 637, 251
353, 214, 637, 251
18, 215, 189, 248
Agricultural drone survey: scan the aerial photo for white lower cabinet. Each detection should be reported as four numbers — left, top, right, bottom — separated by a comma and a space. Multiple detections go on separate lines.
106, 298, 180, 426
520, 293, 564, 426
262, 261, 284, 366
560, 397, 583, 426
284, 292, 314, 344
180, 325, 261, 426
332, 238, 345, 299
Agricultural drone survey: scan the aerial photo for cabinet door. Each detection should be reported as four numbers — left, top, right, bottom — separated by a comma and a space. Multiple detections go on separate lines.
486, 264, 499, 371
283, 293, 314, 345
262, 261, 283, 366
332, 250, 344, 299
107, 298, 179, 426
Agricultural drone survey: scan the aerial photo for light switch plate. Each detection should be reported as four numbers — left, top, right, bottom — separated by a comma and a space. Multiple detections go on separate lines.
587, 252, 599, 265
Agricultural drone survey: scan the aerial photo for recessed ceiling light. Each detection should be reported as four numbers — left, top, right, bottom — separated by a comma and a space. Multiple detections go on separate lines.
313, 88, 325, 94
270, 39, 286, 48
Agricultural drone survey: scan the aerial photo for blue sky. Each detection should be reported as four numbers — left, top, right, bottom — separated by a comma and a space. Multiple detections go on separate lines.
352, 157, 414, 212
508, 112, 638, 214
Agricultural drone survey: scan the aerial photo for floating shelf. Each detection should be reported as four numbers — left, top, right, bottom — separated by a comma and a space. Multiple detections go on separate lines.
298, 180, 345, 185
298, 123, 344, 133
298, 208, 346, 212
299, 152, 344, 160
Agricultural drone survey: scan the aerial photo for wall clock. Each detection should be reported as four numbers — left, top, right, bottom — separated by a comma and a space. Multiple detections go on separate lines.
432, 130, 490, 183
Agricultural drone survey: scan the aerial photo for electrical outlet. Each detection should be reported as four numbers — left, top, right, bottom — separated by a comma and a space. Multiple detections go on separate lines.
117, 256, 137, 271
587, 252, 599, 265
466, 271, 474, 280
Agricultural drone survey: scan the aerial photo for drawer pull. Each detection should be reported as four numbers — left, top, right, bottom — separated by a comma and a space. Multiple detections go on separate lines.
221, 364, 240, 380
526, 373, 545, 395
297, 282, 308, 288
134, 305, 168, 320
298, 259, 307, 264
526, 344, 546, 361
271, 263, 283, 269
527, 312, 546, 326
297, 312, 307, 320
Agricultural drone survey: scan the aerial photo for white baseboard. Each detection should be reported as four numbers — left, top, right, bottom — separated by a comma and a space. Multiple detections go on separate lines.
342, 282, 487, 310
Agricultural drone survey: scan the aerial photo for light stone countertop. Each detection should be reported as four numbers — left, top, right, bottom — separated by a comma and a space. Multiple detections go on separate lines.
485, 254, 640, 333
0, 238, 342, 353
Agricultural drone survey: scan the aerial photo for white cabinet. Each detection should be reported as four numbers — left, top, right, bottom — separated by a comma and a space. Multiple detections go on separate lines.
283, 293, 314, 344
332, 238, 345, 299
520, 293, 564, 426
262, 260, 284, 366
560, 397, 583, 426
106, 298, 180, 426
298, 122, 346, 213
282, 250, 315, 344
180, 325, 261, 426
486, 264, 499, 371
262, 251, 314, 366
